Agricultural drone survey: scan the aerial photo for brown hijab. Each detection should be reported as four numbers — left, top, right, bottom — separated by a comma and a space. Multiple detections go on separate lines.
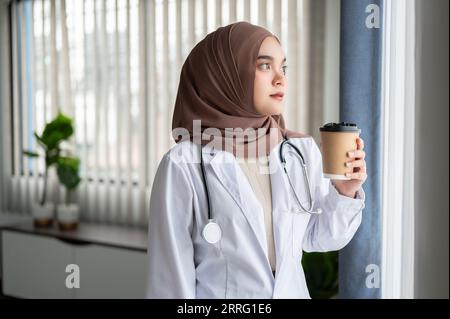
171, 21, 308, 158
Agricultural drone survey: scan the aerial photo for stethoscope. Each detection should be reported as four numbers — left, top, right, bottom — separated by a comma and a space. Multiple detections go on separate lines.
200, 138, 322, 245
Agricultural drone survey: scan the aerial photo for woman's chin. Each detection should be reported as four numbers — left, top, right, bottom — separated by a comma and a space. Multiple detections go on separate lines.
256, 102, 283, 116
270, 105, 283, 115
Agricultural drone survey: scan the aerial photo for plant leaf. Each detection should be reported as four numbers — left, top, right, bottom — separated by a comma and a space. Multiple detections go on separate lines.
301, 251, 338, 299
34, 133, 47, 150
23, 150, 39, 158
41, 113, 74, 150
56, 156, 81, 189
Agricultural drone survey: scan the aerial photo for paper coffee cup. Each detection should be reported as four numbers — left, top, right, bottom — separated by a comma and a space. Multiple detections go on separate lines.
319, 122, 361, 180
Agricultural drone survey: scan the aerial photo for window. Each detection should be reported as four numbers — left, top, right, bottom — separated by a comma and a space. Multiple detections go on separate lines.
7, 0, 327, 227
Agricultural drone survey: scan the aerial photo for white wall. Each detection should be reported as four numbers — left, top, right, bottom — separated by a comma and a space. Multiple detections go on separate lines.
414, 0, 449, 299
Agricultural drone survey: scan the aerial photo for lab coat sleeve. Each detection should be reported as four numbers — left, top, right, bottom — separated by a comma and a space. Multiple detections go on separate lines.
146, 154, 196, 298
302, 137, 366, 253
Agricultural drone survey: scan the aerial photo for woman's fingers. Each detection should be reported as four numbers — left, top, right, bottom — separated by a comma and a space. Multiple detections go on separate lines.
345, 138, 367, 180
357, 137, 364, 150
346, 159, 366, 170
347, 149, 366, 159
345, 171, 367, 180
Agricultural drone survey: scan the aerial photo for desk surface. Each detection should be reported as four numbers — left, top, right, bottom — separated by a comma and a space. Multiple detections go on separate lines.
0, 213, 148, 252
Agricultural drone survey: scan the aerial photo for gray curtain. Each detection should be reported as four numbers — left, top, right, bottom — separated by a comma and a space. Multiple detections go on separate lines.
338, 0, 383, 298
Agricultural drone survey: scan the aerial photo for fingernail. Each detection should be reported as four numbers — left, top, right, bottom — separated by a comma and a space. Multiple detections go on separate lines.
345, 162, 352, 167
348, 152, 354, 157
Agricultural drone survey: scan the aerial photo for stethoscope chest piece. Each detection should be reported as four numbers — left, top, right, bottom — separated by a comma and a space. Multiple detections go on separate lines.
202, 220, 222, 244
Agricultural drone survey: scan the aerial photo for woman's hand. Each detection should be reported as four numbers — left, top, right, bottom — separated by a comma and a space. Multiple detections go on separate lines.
332, 137, 367, 198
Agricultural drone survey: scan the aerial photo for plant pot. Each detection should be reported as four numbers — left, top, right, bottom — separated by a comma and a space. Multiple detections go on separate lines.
31, 202, 55, 228
57, 204, 80, 231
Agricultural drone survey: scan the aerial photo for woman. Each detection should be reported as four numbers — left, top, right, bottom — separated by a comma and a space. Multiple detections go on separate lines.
146, 21, 367, 299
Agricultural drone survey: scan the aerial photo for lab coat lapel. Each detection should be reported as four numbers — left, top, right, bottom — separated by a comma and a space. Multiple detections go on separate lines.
208, 150, 268, 255
269, 144, 293, 277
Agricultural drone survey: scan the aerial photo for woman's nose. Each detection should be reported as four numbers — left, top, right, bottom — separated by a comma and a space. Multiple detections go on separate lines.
273, 73, 286, 86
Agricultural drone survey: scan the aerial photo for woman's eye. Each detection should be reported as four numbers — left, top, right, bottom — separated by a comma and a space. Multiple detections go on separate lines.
258, 63, 288, 75
259, 63, 270, 70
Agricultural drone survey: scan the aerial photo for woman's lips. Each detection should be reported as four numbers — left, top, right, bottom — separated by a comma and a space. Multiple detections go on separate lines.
270, 94, 284, 101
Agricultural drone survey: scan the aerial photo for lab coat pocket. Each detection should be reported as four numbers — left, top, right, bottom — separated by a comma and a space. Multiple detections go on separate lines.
195, 253, 228, 298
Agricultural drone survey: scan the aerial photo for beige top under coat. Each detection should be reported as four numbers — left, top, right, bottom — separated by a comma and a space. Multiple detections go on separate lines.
237, 156, 276, 272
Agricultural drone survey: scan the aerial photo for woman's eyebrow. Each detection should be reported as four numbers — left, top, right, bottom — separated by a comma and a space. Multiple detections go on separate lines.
257, 55, 287, 63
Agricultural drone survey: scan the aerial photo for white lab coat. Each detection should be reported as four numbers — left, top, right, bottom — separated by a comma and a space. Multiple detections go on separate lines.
146, 137, 365, 299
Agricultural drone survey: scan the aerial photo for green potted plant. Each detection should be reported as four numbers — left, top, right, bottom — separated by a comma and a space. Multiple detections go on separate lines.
23, 112, 75, 227
301, 251, 339, 298
56, 155, 81, 230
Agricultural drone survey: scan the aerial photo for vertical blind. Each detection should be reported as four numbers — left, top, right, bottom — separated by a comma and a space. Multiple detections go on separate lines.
8, 0, 326, 227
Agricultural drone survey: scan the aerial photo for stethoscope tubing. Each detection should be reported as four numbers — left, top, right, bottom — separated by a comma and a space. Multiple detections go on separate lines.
199, 138, 322, 244
279, 139, 319, 214
199, 148, 213, 220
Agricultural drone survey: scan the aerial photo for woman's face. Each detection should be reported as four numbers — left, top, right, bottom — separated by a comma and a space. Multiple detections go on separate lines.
253, 36, 288, 116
